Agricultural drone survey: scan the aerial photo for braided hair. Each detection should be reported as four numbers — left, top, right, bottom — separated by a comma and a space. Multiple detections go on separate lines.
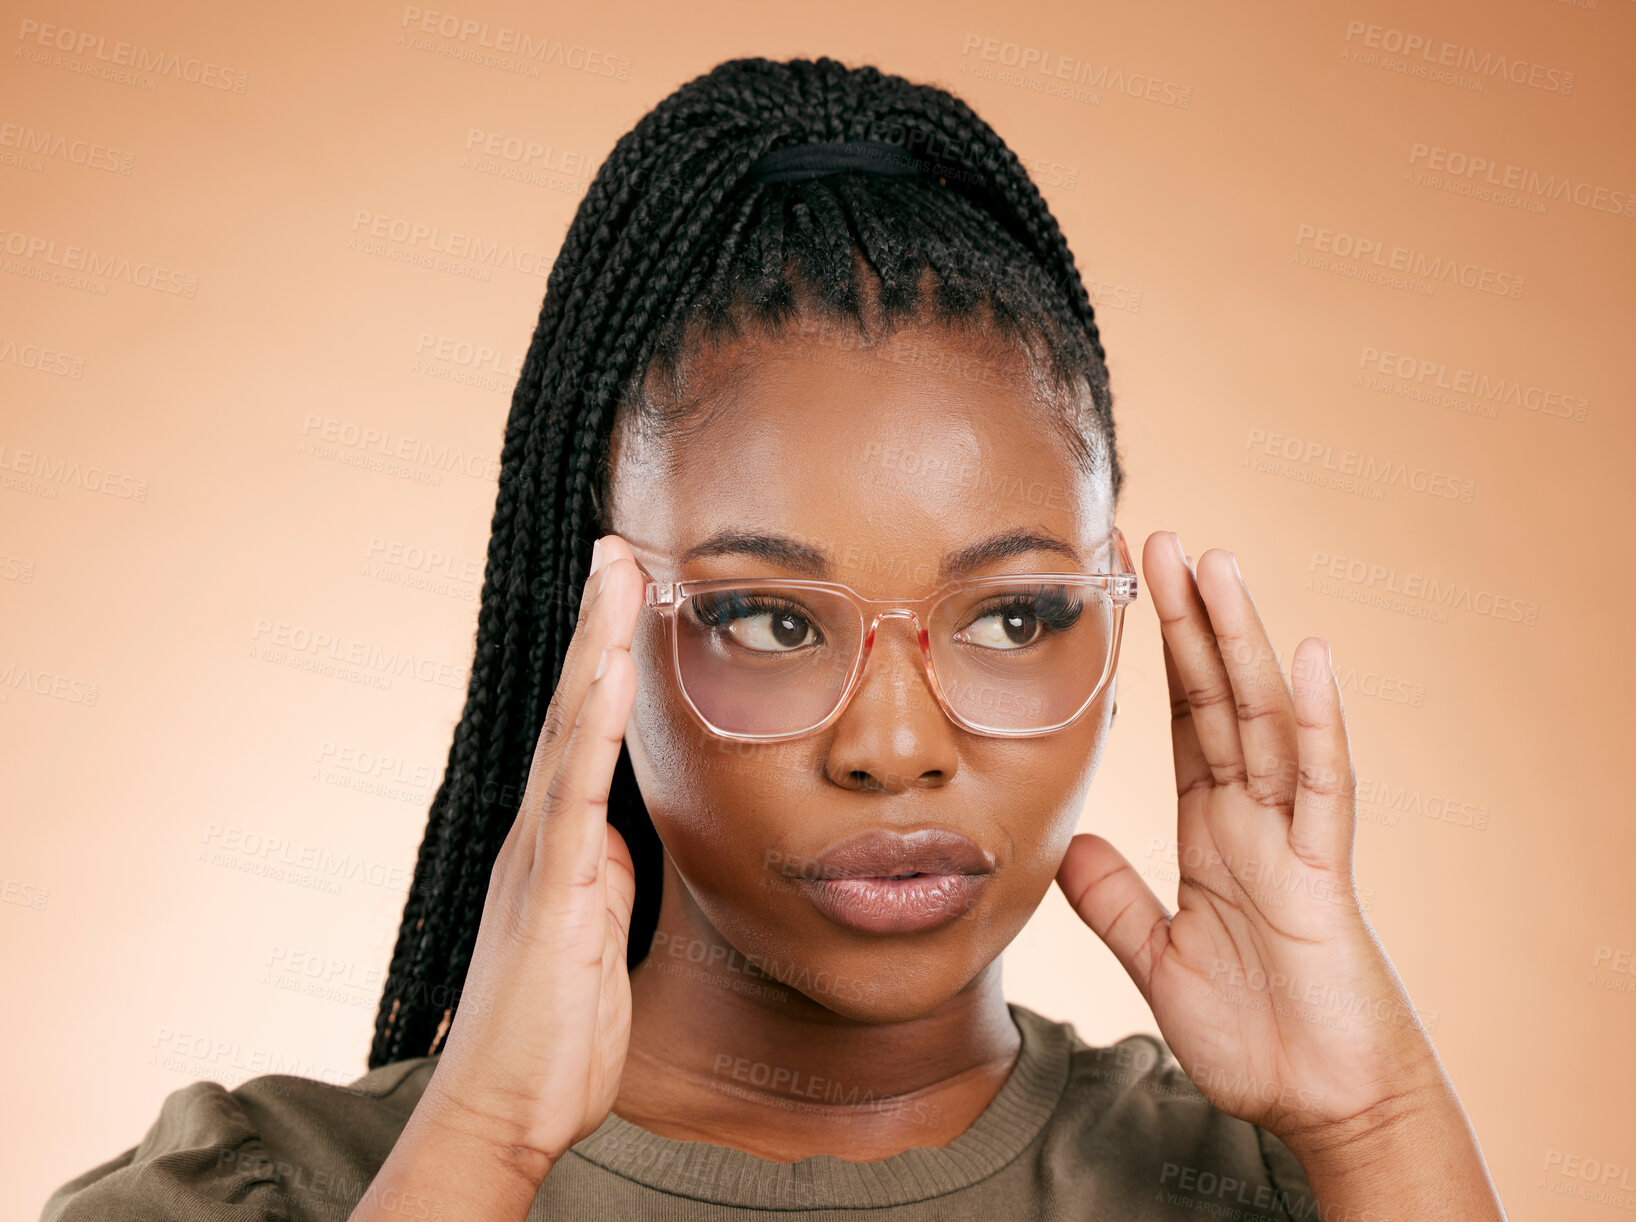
368, 54, 1125, 1069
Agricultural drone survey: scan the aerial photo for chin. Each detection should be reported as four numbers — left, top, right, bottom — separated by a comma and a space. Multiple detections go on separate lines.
700, 889, 1023, 1024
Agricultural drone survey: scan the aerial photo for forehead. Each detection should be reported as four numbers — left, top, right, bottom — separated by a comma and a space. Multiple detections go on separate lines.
609, 325, 1112, 595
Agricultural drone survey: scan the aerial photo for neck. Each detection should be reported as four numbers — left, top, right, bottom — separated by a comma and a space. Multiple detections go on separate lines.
614, 852, 1022, 1162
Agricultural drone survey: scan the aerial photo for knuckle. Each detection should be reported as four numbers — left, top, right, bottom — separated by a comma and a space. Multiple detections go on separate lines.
1244, 767, 1297, 810
540, 756, 578, 816
1299, 758, 1356, 798
539, 692, 571, 749
1233, 697, 1284, 725
1183, 680, 1235, 716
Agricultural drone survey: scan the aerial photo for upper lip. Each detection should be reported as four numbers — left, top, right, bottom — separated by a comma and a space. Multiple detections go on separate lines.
802, 827, 996, 880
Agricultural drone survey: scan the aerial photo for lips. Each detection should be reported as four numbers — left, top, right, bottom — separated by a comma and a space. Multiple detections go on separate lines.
790, 827, 996, 935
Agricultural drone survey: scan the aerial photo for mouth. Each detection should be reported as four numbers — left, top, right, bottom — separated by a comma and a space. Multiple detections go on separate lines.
791, 827, 996, 935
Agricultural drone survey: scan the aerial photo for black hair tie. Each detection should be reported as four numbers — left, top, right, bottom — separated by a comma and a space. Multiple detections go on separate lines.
748, 138, 929, 183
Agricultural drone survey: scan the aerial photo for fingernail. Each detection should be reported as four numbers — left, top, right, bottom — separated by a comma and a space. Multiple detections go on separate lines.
594, 648, 610, 680
1227, 551, 1242, 581
589, 537, 607, 579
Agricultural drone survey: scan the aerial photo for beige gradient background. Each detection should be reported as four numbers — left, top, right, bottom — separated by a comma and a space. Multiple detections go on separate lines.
4, 0, 1633, 1216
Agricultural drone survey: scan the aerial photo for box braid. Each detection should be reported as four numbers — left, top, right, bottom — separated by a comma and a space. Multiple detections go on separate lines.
367, 54, 1125, 1069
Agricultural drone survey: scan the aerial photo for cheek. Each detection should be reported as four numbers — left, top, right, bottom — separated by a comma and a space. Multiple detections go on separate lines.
992, 702, 1112, 879
625, 616, 801, 891
626, 615, 685, 787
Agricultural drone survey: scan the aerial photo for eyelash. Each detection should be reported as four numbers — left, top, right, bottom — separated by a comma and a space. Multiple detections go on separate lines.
690, 593, 819, 640
965, 589, 1086, 639
688, 589, 1086, 646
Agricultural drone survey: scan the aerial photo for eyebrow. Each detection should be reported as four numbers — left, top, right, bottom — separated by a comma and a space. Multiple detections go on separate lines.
678, 528, 1084, 582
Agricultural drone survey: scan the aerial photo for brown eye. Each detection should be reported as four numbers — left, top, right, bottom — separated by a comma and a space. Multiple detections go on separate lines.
731, 608, 815, 651
690, 592, 821, 653
959, 607, 1041, 649
952, 589, 1085, 652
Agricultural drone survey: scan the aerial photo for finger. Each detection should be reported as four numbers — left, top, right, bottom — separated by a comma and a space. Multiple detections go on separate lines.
1193, 548, 1300, 811
1161, 632, 1233, 895
530, 651, 634, 965
603, 822, 637, 957
529, 565, 639, 896
494, 539, 615, 863
1288, 637, 1357, 867
530, 537, 637, 802
507, 536, 634, 850
1144, 531, 1244, 788
1160, 628, 1211, 797
1055, 832, 1171, 1002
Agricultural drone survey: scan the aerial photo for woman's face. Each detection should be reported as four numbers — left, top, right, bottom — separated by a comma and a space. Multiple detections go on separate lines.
606, 320, 1118, 1023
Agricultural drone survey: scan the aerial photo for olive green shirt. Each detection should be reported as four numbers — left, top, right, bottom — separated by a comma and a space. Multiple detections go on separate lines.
41, 1003, 1318, 1220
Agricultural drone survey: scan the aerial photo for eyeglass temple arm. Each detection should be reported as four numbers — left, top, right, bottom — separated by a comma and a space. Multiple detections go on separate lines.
1109, 526, 1139, 605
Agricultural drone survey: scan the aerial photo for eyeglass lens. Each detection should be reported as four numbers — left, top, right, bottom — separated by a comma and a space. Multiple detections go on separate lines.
672, 579, 1116, 736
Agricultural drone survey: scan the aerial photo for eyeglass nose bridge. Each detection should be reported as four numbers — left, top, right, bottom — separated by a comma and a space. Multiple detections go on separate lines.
849, 605, 948, 719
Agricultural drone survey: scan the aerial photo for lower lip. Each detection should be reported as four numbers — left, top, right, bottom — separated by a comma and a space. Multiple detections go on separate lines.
798, 872, 991, 934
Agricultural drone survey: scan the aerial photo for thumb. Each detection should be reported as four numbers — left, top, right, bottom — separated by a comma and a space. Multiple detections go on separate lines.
604, 823, 638, 959
1055, 832, 1171, 1002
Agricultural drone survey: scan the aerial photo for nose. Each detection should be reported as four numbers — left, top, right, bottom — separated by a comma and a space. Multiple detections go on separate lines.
823, 610, 960, 793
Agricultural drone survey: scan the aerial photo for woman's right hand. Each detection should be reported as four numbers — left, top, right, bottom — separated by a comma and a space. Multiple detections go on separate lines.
408, 533, 643, 1186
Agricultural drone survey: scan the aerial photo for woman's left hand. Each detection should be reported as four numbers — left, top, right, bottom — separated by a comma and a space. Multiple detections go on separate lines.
1054, 530, 1446, 1154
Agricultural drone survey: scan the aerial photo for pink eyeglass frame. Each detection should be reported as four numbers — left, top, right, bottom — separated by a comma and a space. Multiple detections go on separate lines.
636, 525, 1139, 742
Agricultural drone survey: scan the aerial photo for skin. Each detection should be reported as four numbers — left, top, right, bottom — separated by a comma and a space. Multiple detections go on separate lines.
350, 313, 1508, 1222
605, 322, 1116, 1160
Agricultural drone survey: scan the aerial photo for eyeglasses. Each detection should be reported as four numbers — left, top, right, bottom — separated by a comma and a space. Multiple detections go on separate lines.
637, 526, 1138, 741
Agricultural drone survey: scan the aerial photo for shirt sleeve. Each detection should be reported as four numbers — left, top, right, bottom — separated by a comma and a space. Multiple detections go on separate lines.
39, 1080, 294, 1222
38, 1058, 438, 1222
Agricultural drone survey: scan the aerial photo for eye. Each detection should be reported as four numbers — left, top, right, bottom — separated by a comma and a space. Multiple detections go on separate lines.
690, 593, 821, 653
957, 605, 1044, 650
954, 589, 1084, 651
731, 608, 816, 652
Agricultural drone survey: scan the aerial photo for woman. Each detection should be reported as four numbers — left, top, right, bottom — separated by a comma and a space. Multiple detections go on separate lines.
43, 55, 1506, 1220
